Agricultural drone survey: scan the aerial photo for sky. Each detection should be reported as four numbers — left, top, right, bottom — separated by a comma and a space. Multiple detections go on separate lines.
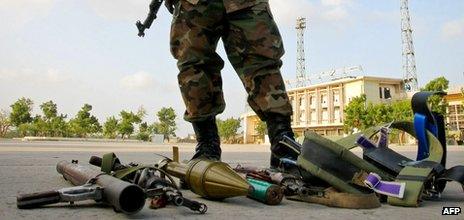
1, 0, 463, 137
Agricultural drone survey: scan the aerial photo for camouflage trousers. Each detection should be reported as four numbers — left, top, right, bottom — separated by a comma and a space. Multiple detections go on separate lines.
170, 0, 293, 122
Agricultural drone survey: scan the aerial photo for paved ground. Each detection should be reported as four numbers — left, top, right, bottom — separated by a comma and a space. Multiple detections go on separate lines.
0, 140, 463, 220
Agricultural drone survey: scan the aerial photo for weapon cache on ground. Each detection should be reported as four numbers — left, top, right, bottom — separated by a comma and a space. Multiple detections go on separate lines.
17, 160, 146, 215
88, 154, 208, 214
90, 148, 252, 200
16, 90, 464, 214
91, 150, 284, 205
136, 0, 164, 37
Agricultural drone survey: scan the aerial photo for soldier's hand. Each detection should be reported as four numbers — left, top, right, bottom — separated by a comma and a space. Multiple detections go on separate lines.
165, 0, 178, 14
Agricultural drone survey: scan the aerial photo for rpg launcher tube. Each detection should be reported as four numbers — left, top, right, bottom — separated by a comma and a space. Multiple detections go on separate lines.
247, 178, 283, 205
56, 160, 146, 214
165, 159, 252, 199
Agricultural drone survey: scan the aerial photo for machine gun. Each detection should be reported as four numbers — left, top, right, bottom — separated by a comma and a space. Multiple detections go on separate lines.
136, 0, 164, 37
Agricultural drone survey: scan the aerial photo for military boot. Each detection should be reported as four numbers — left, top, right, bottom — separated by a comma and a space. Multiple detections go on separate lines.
266, 113, 299, 169
191, 116, 221, 161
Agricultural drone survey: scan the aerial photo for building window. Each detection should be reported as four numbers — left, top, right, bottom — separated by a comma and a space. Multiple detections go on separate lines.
379, 87, 383, 99
321, 94, 327, 104
310, 95, 316, 108
322, 110, 328, 123
384, 87, 391, 99
334, 94, 340, 106
311, 111, 317, 123
300, 112, 305, 123
334, 107, 340, 123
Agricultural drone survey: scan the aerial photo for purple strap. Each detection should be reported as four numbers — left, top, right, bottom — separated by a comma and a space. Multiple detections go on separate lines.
377, 127, 389, 148
364, 173, 405, 198
356, 135, 377, 149
356, 127, 389, 149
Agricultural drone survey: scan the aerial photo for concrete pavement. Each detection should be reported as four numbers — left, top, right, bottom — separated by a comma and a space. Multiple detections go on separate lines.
0, 140, 463, 220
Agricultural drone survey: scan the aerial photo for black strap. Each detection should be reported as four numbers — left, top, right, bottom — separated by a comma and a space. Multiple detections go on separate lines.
300, 137, 361, 182
437, 166, 464, 186
363, 147, 412, 176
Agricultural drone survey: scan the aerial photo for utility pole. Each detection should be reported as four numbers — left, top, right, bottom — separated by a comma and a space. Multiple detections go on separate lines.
400, 0, 419, 92
295, 17, 307, 88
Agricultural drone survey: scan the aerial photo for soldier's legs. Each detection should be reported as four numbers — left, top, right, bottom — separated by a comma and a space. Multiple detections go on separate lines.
170, 0, 226, 160
222, 2, 298, 167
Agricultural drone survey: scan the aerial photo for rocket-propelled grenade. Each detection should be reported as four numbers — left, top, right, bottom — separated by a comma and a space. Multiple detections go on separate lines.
89, 149, 251, 200
163, 158, 252, 199
155, 146, 251, 199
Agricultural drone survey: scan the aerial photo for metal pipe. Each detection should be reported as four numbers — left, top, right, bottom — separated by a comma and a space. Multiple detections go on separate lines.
56, 161, 146, 214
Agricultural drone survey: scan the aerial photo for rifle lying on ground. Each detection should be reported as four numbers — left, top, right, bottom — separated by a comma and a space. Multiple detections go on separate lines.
136, 0, 164, 37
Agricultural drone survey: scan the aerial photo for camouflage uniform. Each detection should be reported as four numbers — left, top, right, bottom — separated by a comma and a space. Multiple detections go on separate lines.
170, 0, 292, 122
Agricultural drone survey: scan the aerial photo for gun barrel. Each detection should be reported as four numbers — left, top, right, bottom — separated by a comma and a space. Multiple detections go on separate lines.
56, 161, 145, 214
17, 190, 61, 209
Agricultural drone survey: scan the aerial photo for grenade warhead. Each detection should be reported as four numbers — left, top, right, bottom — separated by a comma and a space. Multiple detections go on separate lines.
159, 147, 252, 199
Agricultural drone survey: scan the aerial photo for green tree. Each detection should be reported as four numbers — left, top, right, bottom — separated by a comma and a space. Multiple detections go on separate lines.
137, 122, 151, 141
9, 97, 33, 127
343, 95, 367, 133
344, 95, 414, 134
153, 107, 177, 140
391, 100, 413, 121
255, 120, 267, 141
50, 116, 68, 137
40, 101, 58, 120
0, 110, 11, 137
422, 76, 449, 115
69, 104, 101, 137
17, 122, 35, 137
32, 116, 47, 136
217, 117, 241, 143
366, 102, 394, 126
103, 116, 119, 139
38, 101, 68, 137
137, 106, 147, 119
118, 111, 141, 139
